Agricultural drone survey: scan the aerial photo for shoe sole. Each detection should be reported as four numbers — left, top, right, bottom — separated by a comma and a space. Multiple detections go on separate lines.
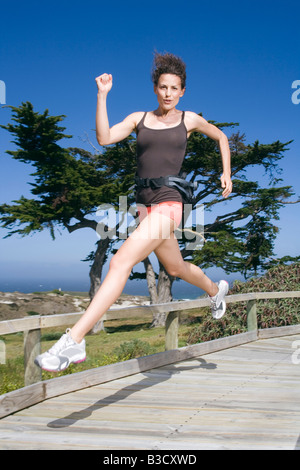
38, 356, 86, 373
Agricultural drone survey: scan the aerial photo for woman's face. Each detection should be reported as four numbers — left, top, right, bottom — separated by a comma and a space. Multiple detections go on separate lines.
154, 73, 185, 111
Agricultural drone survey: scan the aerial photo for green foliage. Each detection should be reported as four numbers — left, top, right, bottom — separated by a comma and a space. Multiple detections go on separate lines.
113, 338, 155, 361
187, 262, 300, 344
0, 102, 136, 240
187, 130, 295, 277
41, 332, 62, 342
0, 357, 25, 394
50, 289, 64, 295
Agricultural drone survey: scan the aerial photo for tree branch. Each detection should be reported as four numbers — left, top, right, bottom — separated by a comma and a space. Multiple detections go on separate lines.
66, 219, 97, 233
277, 199, 300, 204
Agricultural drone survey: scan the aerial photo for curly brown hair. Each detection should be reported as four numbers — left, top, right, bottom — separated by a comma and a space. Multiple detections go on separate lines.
151, 52, 186, 89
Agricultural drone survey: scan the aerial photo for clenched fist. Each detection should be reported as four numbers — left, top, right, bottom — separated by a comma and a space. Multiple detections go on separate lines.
95, 73, 113, 95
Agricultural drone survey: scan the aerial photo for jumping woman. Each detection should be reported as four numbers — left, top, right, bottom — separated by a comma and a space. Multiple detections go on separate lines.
35, 52, 233, 372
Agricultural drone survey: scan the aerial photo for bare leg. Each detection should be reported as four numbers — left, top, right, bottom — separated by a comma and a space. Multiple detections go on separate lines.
71, 213, 177, 343
154, 233, 218, 297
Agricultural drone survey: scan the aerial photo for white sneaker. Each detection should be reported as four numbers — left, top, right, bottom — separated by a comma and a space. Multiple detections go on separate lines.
35, 329, 86, 372
210, 280, 229, 319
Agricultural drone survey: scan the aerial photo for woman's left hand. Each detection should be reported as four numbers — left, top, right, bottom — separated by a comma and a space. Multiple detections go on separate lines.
221, 174, 232, 198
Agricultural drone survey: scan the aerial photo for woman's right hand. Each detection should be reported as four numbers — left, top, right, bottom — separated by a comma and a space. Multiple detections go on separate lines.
95, 73, 113, 95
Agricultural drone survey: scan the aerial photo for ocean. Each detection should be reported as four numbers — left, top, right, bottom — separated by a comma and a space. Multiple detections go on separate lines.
0, 277, 202, 299
0, 270, 244, 300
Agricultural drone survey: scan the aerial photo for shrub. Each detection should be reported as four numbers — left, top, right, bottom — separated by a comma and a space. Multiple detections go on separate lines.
113, 338, 155, 361
41, 332, 62, 341
187, 262, 300, 344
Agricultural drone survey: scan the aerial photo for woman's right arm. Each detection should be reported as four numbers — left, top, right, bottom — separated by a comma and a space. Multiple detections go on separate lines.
95, 73, 141, 146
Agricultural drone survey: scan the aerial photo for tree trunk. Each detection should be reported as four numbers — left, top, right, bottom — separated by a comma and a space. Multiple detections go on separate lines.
88, 237, 111, 333
149, 262, 175, 328
143, 257, 158, 304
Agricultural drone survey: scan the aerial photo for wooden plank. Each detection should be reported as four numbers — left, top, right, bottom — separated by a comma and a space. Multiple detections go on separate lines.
177, 330, 258, 358
258, 324, 300, 339
0, 383, 46, 419
247, 300, 257, 331
0, 291, 299, 334
255, 291, 300, 300
24, 329, 42, 386
165, 311, 179, 350
0, 317, 40, 335
40, 312, 82, 328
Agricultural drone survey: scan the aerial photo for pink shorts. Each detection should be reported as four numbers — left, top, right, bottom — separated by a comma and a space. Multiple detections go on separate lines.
137, 201, 183, 227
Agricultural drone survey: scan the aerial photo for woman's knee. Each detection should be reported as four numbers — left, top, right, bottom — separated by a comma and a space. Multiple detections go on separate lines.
109, 252, 133, 274
164, 261, 186, 278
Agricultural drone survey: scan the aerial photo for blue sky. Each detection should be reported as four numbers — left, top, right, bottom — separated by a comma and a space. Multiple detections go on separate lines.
0, 0, 299, 295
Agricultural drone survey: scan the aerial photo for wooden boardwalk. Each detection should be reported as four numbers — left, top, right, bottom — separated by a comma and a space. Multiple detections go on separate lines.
0, 334, 300, 450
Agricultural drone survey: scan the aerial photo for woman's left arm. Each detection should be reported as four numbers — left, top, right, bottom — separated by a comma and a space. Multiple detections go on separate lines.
186, 112, 232, 198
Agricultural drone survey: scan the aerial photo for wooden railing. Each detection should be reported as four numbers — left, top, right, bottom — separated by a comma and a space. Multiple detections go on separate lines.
0, 290, 300, 419
0, 290, 299, 387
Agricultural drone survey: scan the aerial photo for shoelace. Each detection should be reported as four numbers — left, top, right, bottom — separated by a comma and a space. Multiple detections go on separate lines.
49, 330, 73, 355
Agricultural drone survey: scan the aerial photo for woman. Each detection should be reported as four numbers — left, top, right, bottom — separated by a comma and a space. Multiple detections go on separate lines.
35, 53, 232, 372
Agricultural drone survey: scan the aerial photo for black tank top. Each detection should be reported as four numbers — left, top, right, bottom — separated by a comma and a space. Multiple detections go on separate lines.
136, 111, 187, 205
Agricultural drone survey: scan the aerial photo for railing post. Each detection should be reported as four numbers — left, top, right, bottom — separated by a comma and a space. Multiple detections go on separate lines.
165, 311, 179, 350
247, 299, 257, 332
24, 329, 42, 386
